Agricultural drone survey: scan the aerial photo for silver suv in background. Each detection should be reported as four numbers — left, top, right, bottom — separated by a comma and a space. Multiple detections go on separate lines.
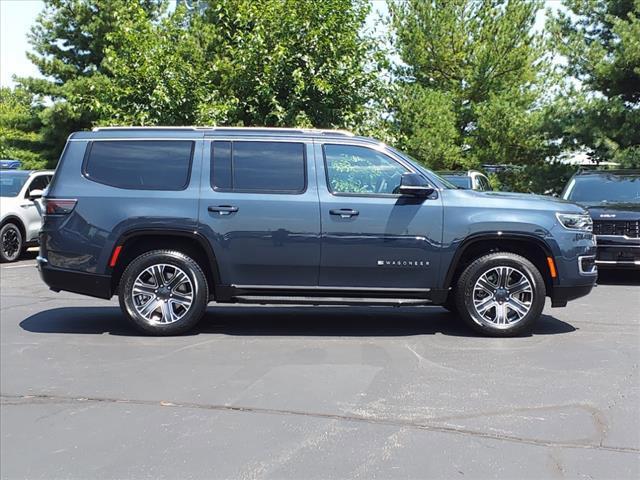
0, 170, 54, 262
438, 170, 492, 191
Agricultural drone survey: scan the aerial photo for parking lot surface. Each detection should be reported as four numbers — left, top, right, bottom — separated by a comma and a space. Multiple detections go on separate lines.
1, 253, 639, 479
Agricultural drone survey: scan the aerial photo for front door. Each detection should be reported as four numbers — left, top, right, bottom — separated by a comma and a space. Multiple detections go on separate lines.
317, 143, 443, 289
198, 138, 321, 287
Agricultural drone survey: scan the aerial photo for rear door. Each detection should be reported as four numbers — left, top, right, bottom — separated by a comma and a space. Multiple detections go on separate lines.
316, 142, 443, 289
198, 137, 321, 287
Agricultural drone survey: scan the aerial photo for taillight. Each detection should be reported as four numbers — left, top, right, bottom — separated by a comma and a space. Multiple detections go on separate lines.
44, 198, 77, 216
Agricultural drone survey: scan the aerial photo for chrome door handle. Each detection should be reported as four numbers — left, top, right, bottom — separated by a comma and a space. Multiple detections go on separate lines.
208, 205, 239, 215
330, 208, 359, 218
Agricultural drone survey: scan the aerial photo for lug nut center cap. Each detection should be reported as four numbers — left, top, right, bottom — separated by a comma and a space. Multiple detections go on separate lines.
157, 286, 171, 299
494, 288, 509, 302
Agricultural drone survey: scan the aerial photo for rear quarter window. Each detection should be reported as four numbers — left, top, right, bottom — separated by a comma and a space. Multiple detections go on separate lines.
83, 140, 194, 190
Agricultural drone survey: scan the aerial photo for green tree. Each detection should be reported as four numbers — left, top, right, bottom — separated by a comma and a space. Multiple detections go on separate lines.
388, 0, 554, 172
0, 87, 46, 169
94, 0, 385, 131
17, 0, 165, 163
550, 0, 640, 167
17, 0, 384, 165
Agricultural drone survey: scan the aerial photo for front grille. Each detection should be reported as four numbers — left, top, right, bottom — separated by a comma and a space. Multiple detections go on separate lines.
593, 220, 640, 238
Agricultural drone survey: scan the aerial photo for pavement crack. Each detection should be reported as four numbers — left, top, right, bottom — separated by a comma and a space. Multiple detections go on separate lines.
2, 392, 638, 455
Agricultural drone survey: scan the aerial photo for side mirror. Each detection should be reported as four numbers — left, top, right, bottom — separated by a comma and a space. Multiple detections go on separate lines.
397, 173, 435, 197
28, 189, 43, 200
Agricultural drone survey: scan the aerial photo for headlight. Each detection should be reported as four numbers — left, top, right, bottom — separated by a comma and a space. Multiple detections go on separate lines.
556, 213, 593, 232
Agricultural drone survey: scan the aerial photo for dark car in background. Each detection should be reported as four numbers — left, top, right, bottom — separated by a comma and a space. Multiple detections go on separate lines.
562, 170, 640, 269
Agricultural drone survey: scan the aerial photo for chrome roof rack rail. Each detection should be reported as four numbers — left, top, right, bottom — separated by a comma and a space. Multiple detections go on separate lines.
92, 126, 209, 131
92, 126, 355, 136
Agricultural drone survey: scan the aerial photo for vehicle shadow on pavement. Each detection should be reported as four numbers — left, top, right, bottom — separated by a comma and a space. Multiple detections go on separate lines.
596, 269, 640, 286
19, 306, 576, 337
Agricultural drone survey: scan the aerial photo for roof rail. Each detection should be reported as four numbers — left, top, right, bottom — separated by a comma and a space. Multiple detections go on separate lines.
92, 126, 355, 136
92, 126, 206, 131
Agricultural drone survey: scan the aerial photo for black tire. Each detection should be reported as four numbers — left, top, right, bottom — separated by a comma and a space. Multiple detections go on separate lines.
0, 223, 23, 263
455, 252, 546, 337
118, 249, 209, 335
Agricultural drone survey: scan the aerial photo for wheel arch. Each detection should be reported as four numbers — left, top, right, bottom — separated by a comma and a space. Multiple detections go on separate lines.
444, 233, 556, 295
1, 215, 26, 239
109, 229, 221, 299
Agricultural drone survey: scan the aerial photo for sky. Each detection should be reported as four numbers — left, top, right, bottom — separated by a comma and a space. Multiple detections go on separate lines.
0, 0, 44, 87
1, 0, 555, 89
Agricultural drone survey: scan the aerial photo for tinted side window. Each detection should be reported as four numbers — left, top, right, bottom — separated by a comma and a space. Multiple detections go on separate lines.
212, 141, 232, 190
211, 141, 305, 193
324, 144, 407, 195
85, 141, 194, 190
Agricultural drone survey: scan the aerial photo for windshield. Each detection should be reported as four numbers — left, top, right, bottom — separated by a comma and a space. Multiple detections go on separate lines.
0, 171, 30, 197
563, 174, 640, 205
387, 147, 458, 189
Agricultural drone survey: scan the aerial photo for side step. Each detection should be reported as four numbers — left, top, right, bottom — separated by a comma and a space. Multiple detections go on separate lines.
233, 296, 432, 306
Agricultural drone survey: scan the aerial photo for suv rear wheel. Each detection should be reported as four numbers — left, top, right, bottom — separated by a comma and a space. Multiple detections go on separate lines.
455, 252, 546, 337
118, 250, 209, 335
0, 223, 23, 263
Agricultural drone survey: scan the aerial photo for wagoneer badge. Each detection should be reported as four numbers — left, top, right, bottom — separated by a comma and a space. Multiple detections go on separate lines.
378, 260, 430, 267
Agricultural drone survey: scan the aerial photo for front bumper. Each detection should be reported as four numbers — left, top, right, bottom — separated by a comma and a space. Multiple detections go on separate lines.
595, 236, 640, 269
37, 256, 112, 299
550, 284, 595, 308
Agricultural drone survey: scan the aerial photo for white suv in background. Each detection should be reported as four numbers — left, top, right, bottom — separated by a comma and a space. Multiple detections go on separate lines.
0, 170, 54, 262
438, 170, 492, 191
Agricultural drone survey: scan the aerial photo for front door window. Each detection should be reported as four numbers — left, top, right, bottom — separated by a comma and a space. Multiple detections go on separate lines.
324, 145, 407, 195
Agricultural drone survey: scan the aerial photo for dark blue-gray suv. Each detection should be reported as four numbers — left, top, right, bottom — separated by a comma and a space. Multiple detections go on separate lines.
38, 127, 597, 336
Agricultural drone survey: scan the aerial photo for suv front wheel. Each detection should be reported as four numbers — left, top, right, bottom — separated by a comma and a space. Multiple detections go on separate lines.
455, 252, 546, 337
118, 250, 209, 335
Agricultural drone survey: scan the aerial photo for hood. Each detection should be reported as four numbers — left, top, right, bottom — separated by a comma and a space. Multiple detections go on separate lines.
471, 190, 586, 213
582, 202, 640, 221
0, 195, 21, 220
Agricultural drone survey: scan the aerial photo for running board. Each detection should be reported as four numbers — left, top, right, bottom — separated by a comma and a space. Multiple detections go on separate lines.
232, 296, 432, 306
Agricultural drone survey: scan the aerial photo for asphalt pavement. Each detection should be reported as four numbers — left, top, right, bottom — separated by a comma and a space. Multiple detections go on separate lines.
1, 252, 639, 479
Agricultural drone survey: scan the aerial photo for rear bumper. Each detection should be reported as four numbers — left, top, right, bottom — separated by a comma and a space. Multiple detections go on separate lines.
550, 284, 595, 308
37, 256, 112, 299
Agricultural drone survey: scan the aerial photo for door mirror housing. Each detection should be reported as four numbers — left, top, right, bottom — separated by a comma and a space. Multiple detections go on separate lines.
28, 189, 43, 200
397, 173, 435, 197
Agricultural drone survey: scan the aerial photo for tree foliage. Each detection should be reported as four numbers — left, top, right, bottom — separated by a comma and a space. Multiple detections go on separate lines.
0, 88, 47, 169
13, 0, 384, 163
15, 0, 165, 164
2, 0, 638, 192
95, 0, 384, 131
550, 0, 640, 167
388, 0, 554, 171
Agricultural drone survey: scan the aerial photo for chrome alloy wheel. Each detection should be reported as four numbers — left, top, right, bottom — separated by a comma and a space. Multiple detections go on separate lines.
472, 266, 533, 328
131, 264, 194, 325
2, 225, 21, 261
